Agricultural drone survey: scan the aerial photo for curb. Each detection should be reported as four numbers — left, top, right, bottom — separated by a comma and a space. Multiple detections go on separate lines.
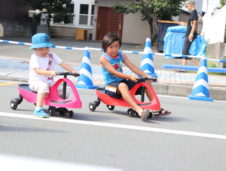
153, 83, 226, 101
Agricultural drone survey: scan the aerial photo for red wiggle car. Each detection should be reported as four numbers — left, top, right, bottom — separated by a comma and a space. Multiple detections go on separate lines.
89, 77, 170, 119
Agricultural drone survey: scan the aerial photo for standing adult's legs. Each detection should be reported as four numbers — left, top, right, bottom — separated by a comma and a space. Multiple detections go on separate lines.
182, 37, 192, 66
182, 37, 199, 66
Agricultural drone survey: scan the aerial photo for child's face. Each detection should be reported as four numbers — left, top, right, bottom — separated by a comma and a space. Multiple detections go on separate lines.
34, 47, 50, 57
106, 41, 120, 57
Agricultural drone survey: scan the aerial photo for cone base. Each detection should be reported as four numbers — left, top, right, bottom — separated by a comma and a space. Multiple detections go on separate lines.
188, 95, 213, 101
76, 84, 97, 89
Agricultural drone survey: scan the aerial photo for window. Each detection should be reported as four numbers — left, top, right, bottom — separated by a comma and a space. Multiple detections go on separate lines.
79, 4, 89, 25
79, 4, 94, 26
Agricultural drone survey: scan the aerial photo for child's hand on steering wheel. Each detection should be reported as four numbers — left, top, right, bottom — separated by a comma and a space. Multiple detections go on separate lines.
50, 71, 57, 76
144, 74, 156, 83
129, 75, 139, 82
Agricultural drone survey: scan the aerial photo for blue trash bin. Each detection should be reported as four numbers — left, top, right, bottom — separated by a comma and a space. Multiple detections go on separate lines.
157, 20, 178, 52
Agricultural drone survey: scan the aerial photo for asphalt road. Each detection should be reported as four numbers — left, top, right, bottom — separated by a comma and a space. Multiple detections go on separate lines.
1, 80, 226, 171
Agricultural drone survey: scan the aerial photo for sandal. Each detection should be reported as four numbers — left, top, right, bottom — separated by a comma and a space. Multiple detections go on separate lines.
155, 108, 171, 116
140, 110, 150, 121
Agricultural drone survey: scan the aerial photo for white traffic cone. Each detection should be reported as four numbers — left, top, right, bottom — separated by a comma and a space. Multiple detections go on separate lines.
188, 58, 213, 101
140, 37, 157, 78
76, 49, 96, 89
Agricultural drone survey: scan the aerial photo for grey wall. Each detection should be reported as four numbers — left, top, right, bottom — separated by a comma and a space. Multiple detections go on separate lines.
0, 0, 33, 37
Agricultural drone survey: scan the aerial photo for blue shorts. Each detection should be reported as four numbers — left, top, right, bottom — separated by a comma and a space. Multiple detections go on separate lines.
105, 79, 143, 98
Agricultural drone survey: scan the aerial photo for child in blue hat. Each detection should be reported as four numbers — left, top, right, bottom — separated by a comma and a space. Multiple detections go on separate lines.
29, 33, 78, 118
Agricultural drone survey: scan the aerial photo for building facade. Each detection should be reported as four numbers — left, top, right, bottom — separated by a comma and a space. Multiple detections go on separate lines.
94, 0, 150, 44
51, 0, 150, 44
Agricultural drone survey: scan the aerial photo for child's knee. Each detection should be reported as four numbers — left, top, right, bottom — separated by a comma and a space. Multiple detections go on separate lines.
145, 80, 152, 84
118, 82, 128, 90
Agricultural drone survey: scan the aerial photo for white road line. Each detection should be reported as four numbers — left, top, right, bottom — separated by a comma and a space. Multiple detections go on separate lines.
1, 112, 226, 140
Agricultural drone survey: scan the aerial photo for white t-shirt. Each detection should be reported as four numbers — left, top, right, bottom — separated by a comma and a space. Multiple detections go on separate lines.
29, 52, 63, 86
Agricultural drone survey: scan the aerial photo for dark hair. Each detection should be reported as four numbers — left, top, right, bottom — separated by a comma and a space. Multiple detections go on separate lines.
102, 32, 122, 52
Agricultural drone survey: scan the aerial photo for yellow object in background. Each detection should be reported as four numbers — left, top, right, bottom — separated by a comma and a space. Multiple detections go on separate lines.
0, 82, 16, 86
75, 29, 87, 40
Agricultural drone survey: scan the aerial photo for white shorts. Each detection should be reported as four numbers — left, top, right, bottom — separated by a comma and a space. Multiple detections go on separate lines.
29, 81, 50, 94
29, 81, 69, 98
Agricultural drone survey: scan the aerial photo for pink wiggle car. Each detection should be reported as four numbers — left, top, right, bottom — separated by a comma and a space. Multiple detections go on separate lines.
10, 72, 82, 118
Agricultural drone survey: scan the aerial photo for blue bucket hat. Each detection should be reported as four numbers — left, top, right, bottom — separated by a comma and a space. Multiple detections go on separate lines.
30, 33, 55, 49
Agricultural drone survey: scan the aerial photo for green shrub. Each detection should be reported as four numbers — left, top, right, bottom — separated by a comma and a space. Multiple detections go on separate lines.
221, 0, 226, 6
207, 61, 217, 68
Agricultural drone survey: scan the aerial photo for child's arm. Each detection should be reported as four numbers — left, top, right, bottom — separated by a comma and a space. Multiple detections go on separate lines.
34, 68, 56, 76
59, 61, 78, 74
123, 54, 150, 78
34, 62, 77, 76
100, 56, 137, 81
